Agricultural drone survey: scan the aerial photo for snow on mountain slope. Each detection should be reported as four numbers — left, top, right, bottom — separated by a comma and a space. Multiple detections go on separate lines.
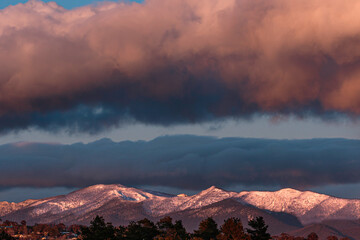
144, 186, 238, 216
237, 188, 329, 215
26, 184, 169, 217
0, 185, 242, 222
0, 199, 37, 217
177, 186, 237, 210
1, 184, 360, 226
237, 188, 360, 224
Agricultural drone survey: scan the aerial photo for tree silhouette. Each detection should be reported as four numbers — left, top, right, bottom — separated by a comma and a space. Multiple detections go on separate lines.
156, 216, 188, 240
246, 216, 271, 240
173, 220, 188, 239
307, 232, 319, 240
81, 215, 116, 240
157, 216, 174, 232
218, 217, 250, 240
194, 217, 219, 240
125, 218, 159, 240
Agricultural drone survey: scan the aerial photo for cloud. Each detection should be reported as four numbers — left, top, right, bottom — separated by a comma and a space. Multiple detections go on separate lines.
0, 135, 359, 190
0, 0, 360, 132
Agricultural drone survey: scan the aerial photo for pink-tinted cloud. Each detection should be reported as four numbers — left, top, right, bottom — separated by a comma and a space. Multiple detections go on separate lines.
0, 0, 360, 132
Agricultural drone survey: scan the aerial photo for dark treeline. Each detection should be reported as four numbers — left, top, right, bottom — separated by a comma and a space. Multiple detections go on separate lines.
80, 215, 349, 240
0, 216, 352, 240
80, 215, 267, 240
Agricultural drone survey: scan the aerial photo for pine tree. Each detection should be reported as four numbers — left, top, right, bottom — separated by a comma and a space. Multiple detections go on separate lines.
307, 232, 319, 240
218, 217, 250, 240
194, 217, 219, 240
81, 215, 116, 240
156, 217, 189, 240
246, 216, 271, 240
173, 220, 188, 239
125, 218, 159, 240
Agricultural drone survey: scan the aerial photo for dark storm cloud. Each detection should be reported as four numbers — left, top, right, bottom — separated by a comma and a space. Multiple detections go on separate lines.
0, 0, 360, 132
1, 135, 359, 190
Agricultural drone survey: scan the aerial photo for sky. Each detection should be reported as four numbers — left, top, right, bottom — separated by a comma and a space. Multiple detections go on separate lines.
0, 0, 360, 202
0, 0, 142, 9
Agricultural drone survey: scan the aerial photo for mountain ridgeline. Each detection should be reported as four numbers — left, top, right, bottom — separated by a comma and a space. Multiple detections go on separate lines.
1, 184, 360, 239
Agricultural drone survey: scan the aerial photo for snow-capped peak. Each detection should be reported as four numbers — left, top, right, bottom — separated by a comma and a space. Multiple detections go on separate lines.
235, 188, 360, 224
198, 186, 228, 195
275, 188, 302, 195
2, 184, 360, 227
70, 184, 162, 202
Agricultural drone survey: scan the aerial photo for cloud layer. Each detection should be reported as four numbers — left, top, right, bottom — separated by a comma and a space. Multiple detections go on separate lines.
0, 0, 360, 132
1, 135, 359, 190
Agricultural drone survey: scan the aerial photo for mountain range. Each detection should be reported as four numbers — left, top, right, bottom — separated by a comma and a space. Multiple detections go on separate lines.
1, 184, 360, 239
